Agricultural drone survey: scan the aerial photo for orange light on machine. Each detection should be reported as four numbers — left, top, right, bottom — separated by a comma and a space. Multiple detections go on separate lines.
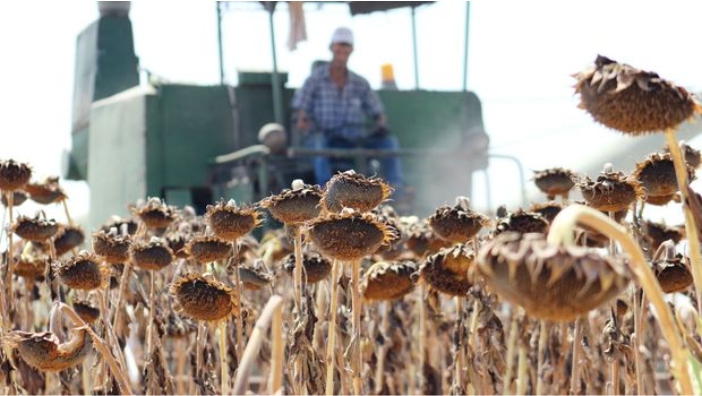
381, 63, 398, 90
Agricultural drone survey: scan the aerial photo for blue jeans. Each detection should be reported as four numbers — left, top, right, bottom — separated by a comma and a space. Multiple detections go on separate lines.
304, 133, 404, 188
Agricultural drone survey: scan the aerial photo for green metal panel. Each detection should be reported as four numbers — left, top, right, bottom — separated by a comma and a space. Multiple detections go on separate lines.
94, 17, 139, 101
69, 15, 139, 181
67, 127, 89, 180
144, 93, 163, 198
157, 85, 236, 189
378, 90, 486, 215
378, 90, 484, 148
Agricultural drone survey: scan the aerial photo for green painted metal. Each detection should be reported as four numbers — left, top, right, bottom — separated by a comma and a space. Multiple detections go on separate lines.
69, 14, 139, 181
158, 85, 236, 188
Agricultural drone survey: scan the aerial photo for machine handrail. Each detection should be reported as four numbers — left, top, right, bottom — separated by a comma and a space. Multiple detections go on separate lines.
210, 145, 528, 209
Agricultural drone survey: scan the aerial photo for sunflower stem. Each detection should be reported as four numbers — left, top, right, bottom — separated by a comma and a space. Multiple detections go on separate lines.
516, 342, 528, 396
196, 321, 206, 391
665, 128, 702, 310
176, 338, 187, 395
452, 296, 464, 393
233, 295, 283, 395
268, 298, 284, 395
147, 271, 155, 356
503, 310, 519, 394
231, 243, 244, 358
112, 262, 131, 335
62, 199, 74, 226
5, 192, 14, 324
98, 289, 127, 371
468, 298, 480, 352
57, 302, 133, 395
0, 205, 7, 336
536, 320, 549, 395
350, 259, 364, 395
293, 225, 304, 309
374, 301, 390, 394
631, 285, 646, 395
417, 284, 427, 395
292, 225, 306, 394
548, 203, 693, 395
325, 259, 341, 395
219, 321, 229, 396
570, 317, 582, 395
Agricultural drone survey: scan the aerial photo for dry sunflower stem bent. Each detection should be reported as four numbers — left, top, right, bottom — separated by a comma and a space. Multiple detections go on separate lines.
546, 203, 693, 394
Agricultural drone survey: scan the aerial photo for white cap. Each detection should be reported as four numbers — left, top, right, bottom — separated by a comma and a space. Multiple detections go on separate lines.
330, 27, 354, 46
258, 122, 287, 153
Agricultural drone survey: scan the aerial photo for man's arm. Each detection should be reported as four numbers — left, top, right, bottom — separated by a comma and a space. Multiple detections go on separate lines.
291, 75, 317, 133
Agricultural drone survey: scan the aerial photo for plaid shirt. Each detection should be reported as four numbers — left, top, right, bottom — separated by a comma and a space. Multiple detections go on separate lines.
292, 65, 384, 140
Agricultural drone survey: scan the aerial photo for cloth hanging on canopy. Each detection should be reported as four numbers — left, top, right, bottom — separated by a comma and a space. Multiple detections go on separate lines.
287, 1, 307, 51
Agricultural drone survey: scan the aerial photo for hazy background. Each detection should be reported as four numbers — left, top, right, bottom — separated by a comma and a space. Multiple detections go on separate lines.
3, 1, 702, 226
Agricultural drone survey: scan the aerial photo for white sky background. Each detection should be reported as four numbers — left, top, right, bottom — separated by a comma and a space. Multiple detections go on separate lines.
2, 1, 702, 226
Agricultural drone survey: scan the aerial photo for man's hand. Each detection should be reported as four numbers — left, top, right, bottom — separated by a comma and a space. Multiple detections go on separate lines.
369, 125, 390, 138
296, 110, 310, 133
376, 114, 387, 129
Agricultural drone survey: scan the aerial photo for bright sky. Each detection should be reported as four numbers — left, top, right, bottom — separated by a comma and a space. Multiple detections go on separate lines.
3, 1, 702, 225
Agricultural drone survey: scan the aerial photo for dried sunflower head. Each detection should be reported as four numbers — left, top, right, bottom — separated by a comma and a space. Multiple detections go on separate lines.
575, 204, 628, 248
633, 152, 695, 204
260, 229, 293, 263
239, 264, 274, 291
167, 233, 189, 259
532, 168, 577, 200
5, 328, 93, 372
14, 248, 48, 280
429, 197, 489, 243
574, 55, 702, 134
372, 205, 404, 258
72, 300, 100, 324
205, 199, 261, 241
12, 214, 59, 242
129, 237, 174, 271
0, 159, 32, 192
184, 235, 232, 264
665, 141, 702, 169
131, 197, 178, 230
420, 244, 476, 297
92, 228, 131, 264
652, 253, 692, 294
100, 216, 138, 236
260, 180, 323, 224
579, 164, 643, 212
322, 170, 392, 213
54, 251, 108, 291
170, 274, 238, 322
405, 219, 453, 258
478, 232, 631, 322
1, 190, 28, 207
308, 209, 393, 261
529, 201, 564, 224
644, 220, 683, 252
53, 225, 85, 257
282, 252, 332, 284
24, 176, 67, 205
362, 260, 417, 301
494, 207, 549, 235
165, 312, 197, 339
